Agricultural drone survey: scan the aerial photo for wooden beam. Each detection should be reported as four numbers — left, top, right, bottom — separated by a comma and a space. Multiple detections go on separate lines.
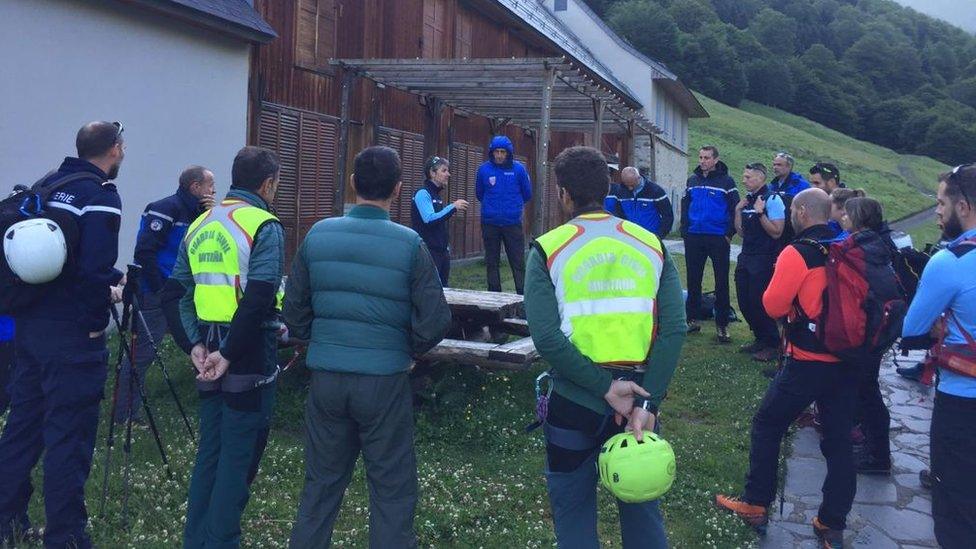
534, 66, 556, 238
334, 70, 357, 218
592, 98, 604, 147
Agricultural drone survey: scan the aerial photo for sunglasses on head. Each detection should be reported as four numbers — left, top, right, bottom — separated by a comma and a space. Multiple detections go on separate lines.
745, 163, 767, 175
112, 121, 124, 143
949, 163, 975, 206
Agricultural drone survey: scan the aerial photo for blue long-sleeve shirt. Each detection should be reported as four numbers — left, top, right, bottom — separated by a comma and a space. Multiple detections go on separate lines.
902, 227, 976, 398
410, 181, 456, 251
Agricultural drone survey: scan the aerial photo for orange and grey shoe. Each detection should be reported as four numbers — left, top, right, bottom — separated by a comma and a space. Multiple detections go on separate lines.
714, 494, 768, 533
812, 517, 844, 548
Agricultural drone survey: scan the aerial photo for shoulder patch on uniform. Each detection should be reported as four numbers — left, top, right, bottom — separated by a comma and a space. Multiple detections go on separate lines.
150, 219, 164, 232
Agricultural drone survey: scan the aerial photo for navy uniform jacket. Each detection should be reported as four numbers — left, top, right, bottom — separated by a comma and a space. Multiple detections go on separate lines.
604, 177, 674, 238
680, 161, 739, 237
133, 188, 201, 294
17, 157, 123, 333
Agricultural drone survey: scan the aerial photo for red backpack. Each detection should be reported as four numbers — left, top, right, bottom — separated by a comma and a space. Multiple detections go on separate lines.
796, 231, 908, 363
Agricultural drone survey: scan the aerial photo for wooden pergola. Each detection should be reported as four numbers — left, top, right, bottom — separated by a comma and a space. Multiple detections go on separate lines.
330, 57, 657, 236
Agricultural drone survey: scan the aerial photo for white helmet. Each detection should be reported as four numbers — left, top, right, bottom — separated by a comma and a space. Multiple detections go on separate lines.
4, 218, 67, 284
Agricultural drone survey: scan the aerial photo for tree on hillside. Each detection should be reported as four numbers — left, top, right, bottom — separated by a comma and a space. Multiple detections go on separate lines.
677, 24, 748, 106
710, 0, 763, 29
745, 57, 795, 109
605, 1, 680, 64
750, 8, 797, 56
921, 118, 976, 165
826, 5, 864, 55
948, 77, 976, 111
860, 98, 925, 151
667, 0, 718, 34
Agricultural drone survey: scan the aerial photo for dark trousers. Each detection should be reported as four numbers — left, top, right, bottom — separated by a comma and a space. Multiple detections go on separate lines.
931, 390, 976, 548
290, 371, 418, 549
0, 341, 12, 414
115, 294, 169, 422
0, 318, 108, 548
685, 234, 731, 327
183, 327, 276, 548
544, 394, 668, 548
744, 359, 857, 530
483, 223, 525, 294
854, 354, 890, 460
429, 248, 451, 287
734, 257, 779, 348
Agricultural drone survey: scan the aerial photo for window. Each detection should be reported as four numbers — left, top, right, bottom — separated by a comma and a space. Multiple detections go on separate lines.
423, 0, 449, 59
296, 0, 337, 72
455, 8, 473, 59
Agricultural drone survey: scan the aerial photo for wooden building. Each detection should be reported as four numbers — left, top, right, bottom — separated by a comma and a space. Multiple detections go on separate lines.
249, 0, 661, 261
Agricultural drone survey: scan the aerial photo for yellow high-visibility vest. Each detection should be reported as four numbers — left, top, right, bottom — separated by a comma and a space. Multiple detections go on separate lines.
185, 199, 282, 323
536, 213, 664, 366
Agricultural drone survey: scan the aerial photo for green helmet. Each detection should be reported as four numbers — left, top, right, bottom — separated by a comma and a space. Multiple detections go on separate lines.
598, 431, 676, 503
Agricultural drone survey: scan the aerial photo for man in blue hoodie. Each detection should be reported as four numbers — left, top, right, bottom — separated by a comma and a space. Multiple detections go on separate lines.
476, 135, 532, 294
681, 145, 739, 343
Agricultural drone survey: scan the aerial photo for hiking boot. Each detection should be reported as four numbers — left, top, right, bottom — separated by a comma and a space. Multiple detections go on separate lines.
920, 469, 932, 490
896, 363, 923, 382
812, 517, 844, 548
687, 320, 701, 333
714, 494, 768, 533
855, 453, 891, 475
717, 326, 731, 344
751, 347, 779, 362
739, 340, 765, 354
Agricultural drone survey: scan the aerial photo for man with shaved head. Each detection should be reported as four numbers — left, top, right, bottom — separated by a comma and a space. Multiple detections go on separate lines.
604, 166, 673, 239
716, 188, 856, 547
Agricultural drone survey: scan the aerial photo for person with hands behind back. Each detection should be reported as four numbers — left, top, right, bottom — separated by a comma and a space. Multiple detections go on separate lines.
525, 146, 686, 548
170, 146, 285, 548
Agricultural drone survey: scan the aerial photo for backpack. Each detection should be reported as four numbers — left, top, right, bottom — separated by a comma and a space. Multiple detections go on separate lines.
887, 245, 930, 303
795, 231, 908, 363
0, 172, 89, 314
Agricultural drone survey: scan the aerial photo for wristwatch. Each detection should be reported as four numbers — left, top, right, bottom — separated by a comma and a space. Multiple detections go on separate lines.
634, 397, 658, 415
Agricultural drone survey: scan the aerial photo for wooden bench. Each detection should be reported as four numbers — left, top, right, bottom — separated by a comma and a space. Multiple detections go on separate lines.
423, 336, 539, 371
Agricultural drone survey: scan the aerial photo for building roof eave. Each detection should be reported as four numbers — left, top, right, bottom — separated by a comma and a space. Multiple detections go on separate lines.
125, 0, 277, 44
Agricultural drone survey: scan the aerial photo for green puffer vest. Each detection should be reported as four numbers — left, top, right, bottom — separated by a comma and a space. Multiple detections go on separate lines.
302, 205, 419, 374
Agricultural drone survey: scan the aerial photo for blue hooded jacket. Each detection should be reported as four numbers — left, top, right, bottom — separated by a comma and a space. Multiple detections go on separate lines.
476, 135, 532, 226
768, 172, 811, 197
680, 161, 739, 236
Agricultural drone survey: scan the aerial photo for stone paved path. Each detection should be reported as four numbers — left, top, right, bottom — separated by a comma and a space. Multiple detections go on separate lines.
761, 350, 938, 548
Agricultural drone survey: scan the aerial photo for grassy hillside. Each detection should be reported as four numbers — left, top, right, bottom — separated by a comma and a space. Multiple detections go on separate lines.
689, 94, 948, 221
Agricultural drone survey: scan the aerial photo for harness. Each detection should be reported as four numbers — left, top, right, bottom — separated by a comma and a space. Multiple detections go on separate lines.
922, 237, 976, 385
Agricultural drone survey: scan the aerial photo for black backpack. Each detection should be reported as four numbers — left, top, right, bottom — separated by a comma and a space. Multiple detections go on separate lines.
0, 172, 90, 314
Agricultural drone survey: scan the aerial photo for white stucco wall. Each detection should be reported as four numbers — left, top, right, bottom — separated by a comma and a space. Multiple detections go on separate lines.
0, 0, 252, 269
653, 136, 689, 222
544, 0, 689, 153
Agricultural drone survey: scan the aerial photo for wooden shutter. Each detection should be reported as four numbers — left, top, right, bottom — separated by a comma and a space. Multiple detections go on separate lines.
454, 8, 473, 58
258, 103, 338, 263
449, 142, 484, 258
376, 127, 426, 226
422, 0, 449, 59
296, 0, 337, 72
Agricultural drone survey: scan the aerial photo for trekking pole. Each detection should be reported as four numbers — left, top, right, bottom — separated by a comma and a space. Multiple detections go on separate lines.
98, 313, 128, 517
132, 300, 196, 441
109, 306, 175, 481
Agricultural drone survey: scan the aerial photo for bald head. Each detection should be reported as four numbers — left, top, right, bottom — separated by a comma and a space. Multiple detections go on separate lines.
620, 166, 641, 190
790, 188, 831, 233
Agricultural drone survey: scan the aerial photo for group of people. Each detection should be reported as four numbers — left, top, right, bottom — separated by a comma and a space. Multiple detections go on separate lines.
0, 120, 972, 549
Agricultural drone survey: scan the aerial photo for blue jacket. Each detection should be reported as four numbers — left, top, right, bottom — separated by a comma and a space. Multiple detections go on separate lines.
680, 161, 739, 237
17, 158, 123, 332
476, 135, 532, 226
902, 228, 976, 398
133, 188, 201, 294
411, 180, 456, 251
768, 172, 810, 197
605, 177, 674, 238
0, 316, 12, 343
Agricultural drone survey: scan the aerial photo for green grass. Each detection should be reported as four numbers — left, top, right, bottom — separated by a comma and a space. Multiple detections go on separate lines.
3, 257, 771, 548
690, 95, 949, 221
907, 222, 945, 249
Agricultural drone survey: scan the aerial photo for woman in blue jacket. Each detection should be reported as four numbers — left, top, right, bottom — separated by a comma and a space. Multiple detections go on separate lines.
411, 156, 468, 286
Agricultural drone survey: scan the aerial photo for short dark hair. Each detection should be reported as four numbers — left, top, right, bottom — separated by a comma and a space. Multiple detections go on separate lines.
845, 197, 884, 232
231, 146, 279, 191
700, 145, 719, 158
179, 165, 209, 190
354, 146, 402, 200
552, 146, 609, 208
810, 162, 840, 183
76, 121, 123, 159
943, 164, 976, 207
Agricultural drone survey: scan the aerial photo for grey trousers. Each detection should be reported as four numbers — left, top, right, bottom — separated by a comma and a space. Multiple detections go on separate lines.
289, 371, 418, 549
115, 295, 169, 422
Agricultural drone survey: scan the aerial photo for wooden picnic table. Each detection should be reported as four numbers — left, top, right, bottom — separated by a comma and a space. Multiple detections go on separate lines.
422, 288, 539, 371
